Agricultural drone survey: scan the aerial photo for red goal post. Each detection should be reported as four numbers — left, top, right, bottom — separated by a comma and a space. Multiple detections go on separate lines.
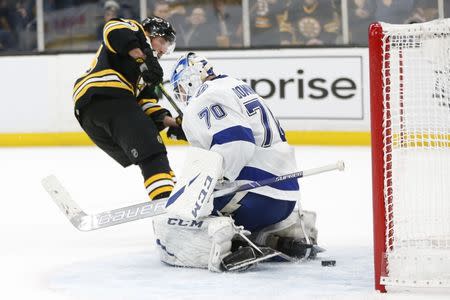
369, 20, 450, 292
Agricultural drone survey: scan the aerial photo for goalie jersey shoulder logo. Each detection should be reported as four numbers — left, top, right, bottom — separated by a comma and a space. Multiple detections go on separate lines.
195, 83, 209, 98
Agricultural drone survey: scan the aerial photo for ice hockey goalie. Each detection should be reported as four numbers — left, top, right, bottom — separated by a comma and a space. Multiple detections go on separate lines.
153, 52, 321, 271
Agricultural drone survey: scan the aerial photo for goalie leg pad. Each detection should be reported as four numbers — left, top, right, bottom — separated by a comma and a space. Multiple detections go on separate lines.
252, 206, 319, 259
254, 206, 318, 244
152, 215, 237, 271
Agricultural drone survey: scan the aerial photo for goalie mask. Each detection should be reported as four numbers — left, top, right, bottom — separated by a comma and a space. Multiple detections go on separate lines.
142, 16, 176, 54
170, 52, 215, 104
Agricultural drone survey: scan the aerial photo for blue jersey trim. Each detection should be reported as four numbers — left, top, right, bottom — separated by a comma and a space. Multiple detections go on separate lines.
165, 173, 200, 207
211, 74, 228, 81
156, 239, 175, 256
210, 125, 255, 148
236, 166, 299, 191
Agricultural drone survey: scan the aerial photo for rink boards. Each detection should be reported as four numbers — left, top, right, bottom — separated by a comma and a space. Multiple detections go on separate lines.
0, 48, 370, 146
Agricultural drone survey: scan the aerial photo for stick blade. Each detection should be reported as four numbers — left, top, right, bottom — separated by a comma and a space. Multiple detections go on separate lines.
337, 160, 345, 171
41, 175, 88, 230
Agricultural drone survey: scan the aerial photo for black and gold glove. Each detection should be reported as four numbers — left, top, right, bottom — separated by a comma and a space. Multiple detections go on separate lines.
167, 126, 187, 141
137, 85, 171, 131
137, 48, 163, 86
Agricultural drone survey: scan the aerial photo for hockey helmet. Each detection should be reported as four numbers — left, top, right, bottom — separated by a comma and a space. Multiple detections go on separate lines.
142, 16, 176, 53
170, 52, 215, 104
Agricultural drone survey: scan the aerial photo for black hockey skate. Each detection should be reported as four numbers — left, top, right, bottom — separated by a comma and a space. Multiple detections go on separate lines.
275, 236, 325, 260
221, 240, 289, 271
221, 246, 285, 271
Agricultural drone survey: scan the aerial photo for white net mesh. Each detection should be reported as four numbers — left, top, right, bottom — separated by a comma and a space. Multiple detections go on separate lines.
381, 19, 450, 287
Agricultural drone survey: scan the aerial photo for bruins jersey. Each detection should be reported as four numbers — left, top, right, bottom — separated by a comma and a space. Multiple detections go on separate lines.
73, 18, 150, 109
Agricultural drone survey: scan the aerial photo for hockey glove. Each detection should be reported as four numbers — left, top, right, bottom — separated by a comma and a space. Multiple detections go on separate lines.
138, 48, 163, 86
152, 109, 172, 131
175, 115, 183, 126
167, 125, 187, 141
137, 86, 171, 131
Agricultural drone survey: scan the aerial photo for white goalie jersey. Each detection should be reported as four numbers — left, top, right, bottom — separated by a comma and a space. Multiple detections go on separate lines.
182, 75, 300, 202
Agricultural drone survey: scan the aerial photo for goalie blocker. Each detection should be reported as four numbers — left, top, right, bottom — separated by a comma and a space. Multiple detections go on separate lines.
153, 147, 320, 271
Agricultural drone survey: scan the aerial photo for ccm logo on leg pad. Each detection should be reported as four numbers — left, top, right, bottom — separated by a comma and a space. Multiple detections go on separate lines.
192, 175, 213, 218
167, 218, 204, 228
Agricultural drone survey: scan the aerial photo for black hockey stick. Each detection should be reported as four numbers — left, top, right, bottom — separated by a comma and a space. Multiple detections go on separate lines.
138, 60, 183, 124
41, 161, 344, 232
158, 83, 183, 125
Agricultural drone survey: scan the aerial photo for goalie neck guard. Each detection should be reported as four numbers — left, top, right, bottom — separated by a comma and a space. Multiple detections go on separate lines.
170, 52, 215, 104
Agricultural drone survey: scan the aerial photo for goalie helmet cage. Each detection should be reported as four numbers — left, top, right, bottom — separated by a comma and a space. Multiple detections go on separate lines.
369, 20, 450, 292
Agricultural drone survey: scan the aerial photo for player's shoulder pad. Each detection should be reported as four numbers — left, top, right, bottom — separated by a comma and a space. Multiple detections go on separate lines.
187, 86, 218, 111
198, 80, 227, 99
104, 18, 141, 33
194, 82, 210, 98
128, 19, 145, 32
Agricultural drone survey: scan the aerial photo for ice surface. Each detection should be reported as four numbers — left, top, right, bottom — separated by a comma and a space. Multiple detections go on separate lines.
0, 146, 447, 299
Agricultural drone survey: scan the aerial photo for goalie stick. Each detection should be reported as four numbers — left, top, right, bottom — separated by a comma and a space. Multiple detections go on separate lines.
42, 161, 345, 232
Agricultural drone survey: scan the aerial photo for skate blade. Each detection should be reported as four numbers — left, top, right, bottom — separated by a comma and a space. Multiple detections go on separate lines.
226, 251, 288, 272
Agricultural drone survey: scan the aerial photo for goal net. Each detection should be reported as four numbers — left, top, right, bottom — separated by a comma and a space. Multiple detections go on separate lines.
369, 19, 450, 292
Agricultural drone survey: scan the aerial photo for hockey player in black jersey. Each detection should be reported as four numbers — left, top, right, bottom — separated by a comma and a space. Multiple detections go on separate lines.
73, 16, 185, 201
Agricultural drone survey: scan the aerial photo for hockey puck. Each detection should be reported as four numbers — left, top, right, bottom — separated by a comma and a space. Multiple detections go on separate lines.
321, 260, 336, 267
